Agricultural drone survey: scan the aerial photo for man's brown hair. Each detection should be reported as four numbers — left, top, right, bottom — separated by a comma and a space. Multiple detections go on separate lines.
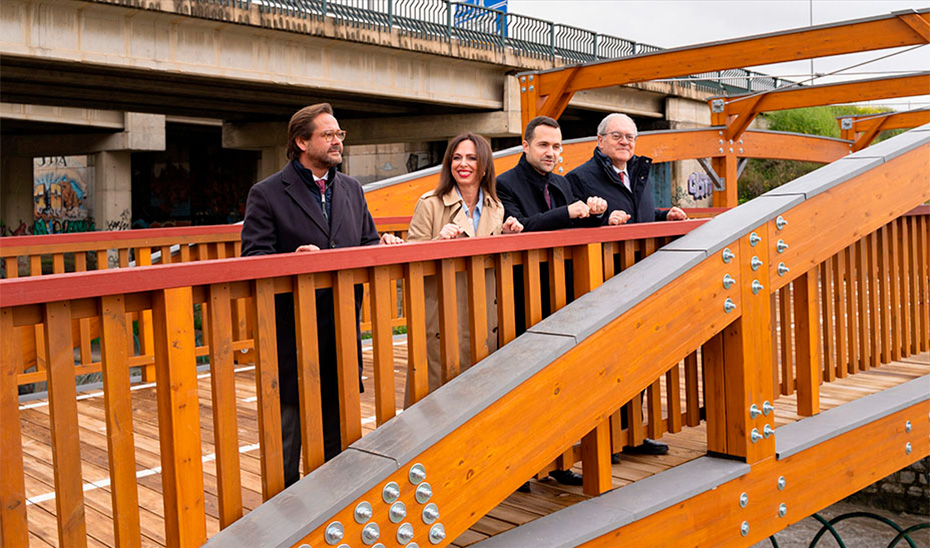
287, 103, 334, 161
524, 116, 560, 143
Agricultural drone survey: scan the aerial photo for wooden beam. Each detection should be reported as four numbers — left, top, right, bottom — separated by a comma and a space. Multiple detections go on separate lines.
528, 10, 930, 120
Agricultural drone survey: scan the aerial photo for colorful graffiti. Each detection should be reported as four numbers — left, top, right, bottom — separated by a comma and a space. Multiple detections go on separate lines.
688, 171, 713, 201
32, 156, 94, 234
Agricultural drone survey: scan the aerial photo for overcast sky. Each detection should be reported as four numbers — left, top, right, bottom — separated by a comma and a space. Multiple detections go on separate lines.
509, 0, 929, 110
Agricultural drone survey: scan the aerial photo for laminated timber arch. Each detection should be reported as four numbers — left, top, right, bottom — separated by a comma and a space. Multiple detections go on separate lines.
840, 108, 930, 151
200, 126, 930, 548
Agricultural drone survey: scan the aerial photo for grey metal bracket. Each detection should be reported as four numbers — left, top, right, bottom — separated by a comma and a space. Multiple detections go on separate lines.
737, 158, 749, 180
697, 157, 725, 191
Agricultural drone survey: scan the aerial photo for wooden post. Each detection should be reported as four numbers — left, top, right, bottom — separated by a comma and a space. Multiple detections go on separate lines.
794, 270, 821, 417
44, 301, 88, 547
437, 259, 460, 383
293, 274, 325, 473
405, 262, 429, 404
0, 308, 29, 548
466, 256, 490, 365
369, 267, 398, 425
333, 269, 362, 448
152, 287, 207, 547
136, 247, 156, 381
205, 284, 244, 528
99, 295, 143, 547
249, 279, 284, 500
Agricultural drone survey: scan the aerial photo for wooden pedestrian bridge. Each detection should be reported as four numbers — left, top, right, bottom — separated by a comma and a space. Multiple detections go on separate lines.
2, 10, 929, 548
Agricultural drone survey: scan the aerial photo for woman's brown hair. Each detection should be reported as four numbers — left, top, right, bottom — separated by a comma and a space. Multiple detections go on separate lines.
434, 132, 497, 201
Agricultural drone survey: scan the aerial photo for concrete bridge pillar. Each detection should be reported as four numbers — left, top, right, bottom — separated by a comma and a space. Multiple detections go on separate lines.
0, 155, 34, 235
665, 97, 713, 208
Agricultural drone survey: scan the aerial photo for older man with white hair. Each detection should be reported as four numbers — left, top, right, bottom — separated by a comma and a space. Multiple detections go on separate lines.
567, 113, 687, 226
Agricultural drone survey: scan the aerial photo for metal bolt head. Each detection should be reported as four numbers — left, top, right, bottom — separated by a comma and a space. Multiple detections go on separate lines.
739, 139, 743, 144
729, 147, 734, 153
529, 74, 534, 81
396, 523, 415, 544
778, 262, 790, 277
763, 401, 775, 416
405, 545, 418, 548
558, 166, 564, 173
719, 147, 724, 153
776, 215, 788, 230
905, 420, 912, 433
752, 280, 764, 295
777, 476, 787, 490
712, 99, 725, 113
409, 463, 427, 485
841, 117, 853, 130
416, 482, 433, 504
355, 501, 373, 524
390, 501, 407, 523
739, 148, 744, 154
729, 139, 733, 145
749, 404, 762, 419
422, 503, 440, 525
763, 424, 775, 438
777, 239, 789, 253
299, 545, 312, 548
749, 232, 761, 246
429, 523, 446, 545
778, 503, 787, 518
723, 274, 736, 290
520, 86, 526, 93
324, 521, 344, 545
362, 523, 381, 545
724, 298, 737, 313
520, 75, 526, 82
739, 492, 749, 508
751, 256, 763, 271
383, 482, 400, 504
750, 428, 762, 443
528, 84, 534, 91
741, 521, 750, 536
722, 248, 735, 263
906, 442, 912, 455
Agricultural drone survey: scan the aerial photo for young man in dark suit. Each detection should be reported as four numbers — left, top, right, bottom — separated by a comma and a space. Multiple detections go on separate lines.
241, 103, 403, 487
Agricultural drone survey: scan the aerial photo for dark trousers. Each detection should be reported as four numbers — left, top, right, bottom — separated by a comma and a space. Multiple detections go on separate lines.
281, 399, 343, 487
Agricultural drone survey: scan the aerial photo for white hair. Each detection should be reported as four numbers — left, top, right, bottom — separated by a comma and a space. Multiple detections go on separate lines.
597, 113, 637, 135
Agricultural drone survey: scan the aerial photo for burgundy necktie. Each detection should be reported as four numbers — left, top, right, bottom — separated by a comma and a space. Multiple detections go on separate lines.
543, 184, 552, 209
620, 171, 629, 191
316, 178, 326, 194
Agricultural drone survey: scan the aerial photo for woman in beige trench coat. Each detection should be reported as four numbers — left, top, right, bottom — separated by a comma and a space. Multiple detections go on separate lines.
405, 133, 523, 404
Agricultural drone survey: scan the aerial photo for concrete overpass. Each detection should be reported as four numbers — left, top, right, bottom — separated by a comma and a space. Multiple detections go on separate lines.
0, 0, 760, 234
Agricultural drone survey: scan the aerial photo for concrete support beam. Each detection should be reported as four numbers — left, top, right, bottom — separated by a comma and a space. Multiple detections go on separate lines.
0, 156, 34, 233
1, 102, 125, 129
664, 97, 714, 208
1, 113, 166, 156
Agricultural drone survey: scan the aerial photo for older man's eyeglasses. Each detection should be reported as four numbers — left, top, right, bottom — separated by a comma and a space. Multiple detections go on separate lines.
600, 131, 637, 143
318, 130, 348, 142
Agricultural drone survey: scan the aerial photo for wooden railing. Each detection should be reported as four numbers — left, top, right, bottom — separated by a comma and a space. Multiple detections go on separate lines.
0, 215, 706, 548
1, 129, 921, 548
198, 127, 927, 548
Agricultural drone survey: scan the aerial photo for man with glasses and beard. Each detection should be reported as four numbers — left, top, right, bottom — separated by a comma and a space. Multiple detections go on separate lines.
241, 103, 403, 487
566, 112, 688, 461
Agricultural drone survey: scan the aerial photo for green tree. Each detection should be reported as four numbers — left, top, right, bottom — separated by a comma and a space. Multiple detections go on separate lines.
738, 105, 896, 203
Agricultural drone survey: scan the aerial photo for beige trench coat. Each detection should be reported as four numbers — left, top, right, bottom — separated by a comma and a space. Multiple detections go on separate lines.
405, 188, 503, 404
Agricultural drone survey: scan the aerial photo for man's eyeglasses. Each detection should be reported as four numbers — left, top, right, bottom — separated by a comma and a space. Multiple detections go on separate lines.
600, 131, 637, 143
318, 130, 348, 143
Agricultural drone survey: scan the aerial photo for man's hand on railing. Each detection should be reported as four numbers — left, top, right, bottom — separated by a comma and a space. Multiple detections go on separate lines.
568, 200, 591, 219
666, 207, 688, 221
502, 216, 524, 234
608, 209, 631, 225
296, 244, 321, 252
380, 232, 405, 245
586, 196, 608, 215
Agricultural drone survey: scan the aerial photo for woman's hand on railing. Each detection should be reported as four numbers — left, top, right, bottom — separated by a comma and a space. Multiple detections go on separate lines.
438, 223, 464, 240
380, 232, 405, 245
502, 216, 524, 234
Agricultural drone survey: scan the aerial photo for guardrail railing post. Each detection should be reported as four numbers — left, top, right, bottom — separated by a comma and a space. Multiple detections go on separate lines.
388, 0, 393, 28
549, 22, 555, 60
446, 0, 452, 40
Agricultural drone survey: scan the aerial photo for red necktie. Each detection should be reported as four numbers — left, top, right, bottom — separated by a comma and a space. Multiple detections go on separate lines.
316, 178, 326, 194
620, 171, 629, 190
543, 184, 552, 209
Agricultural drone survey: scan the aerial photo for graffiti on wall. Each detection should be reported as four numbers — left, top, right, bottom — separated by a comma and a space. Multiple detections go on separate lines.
32, 156, 95, 234
688, 172, 713, 201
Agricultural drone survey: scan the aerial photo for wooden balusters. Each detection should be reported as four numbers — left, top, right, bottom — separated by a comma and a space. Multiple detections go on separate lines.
205, 284, 244, 528
437, 259, 459, 383
466, 256, 490, 366
523, 249, 544, 328
249, 279, 284, 500
794, 270, 821, 417
334, 269, 363, 449
369, 267, 398, 426
44, 300, 87, 547
152, 287, 206, 547
833, 250, 849, 378
99, 295, 142, 547
293, 274, 326, 474
405, 262, 429, 405
495, 253, 516, 347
